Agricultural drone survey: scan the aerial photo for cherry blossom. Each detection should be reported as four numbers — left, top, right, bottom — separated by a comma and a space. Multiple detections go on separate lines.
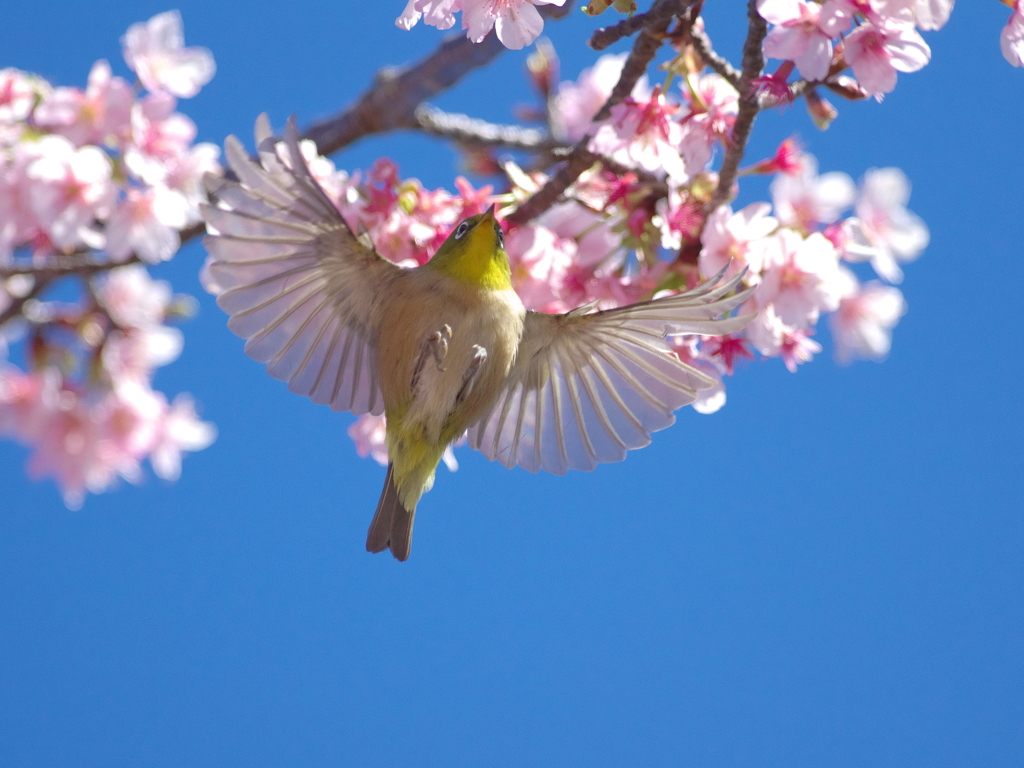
671, 336, 728, 414
747, 304, 823, 372
96, 265, 173, 329
589, 86, 688, 183
121, 11, 215, 98
149, 394, 216, 481
105, 187, 189, 264
550, 53, 649, 143
843, 19, 931, 97
830, 279, 907, 362
757, 229, 846, 328
462, 0, 568, 50
25, 135, 114, 250
34, 60, 133, 148
505, 224, 576, 311
0, 69, 42, 124
1001, 1, 1024, 67
699, 202, 779, 283
758, 0, 838, 81
840, 167, 928, 283
677, 74, 738, 177
770, 155, 855, 232
397, 0, 462, 31
124, 92, 198, 186
913, 0, 954, 30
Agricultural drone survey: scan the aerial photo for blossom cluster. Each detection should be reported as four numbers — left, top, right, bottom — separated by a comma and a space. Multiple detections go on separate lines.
0, 11, 217, 507
755, 0, 949, 100
396, 0, 567, 50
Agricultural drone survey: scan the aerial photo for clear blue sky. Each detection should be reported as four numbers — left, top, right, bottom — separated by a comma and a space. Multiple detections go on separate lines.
2, 2, 1022, 766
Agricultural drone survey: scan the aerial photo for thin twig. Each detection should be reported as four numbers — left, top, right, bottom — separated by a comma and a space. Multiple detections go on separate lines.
689, 25, 741, 89
414, 104, 565, 152
588, 11, 652, 51
706, 0, 767, 213
508, 0, 691, 226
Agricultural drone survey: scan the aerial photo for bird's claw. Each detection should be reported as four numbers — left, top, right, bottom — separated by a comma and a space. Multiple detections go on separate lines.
456, 345, 488, 405
412, 324, 452, 390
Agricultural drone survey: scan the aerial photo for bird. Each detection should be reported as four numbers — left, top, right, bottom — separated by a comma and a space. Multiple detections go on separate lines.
201, 115, 753, 561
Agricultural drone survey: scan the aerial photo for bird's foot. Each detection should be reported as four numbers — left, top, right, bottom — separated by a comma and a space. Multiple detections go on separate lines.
412, 324, 452, 390
456, 345, 488, 405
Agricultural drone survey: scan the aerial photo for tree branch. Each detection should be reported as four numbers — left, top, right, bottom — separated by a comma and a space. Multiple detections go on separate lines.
706, 0, 767, 213
689, 24, 741, 89
588, 11, 653, 51
414, 104, 565, 152
507, 0, 691, 226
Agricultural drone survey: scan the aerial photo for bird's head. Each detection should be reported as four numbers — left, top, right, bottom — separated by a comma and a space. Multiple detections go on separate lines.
426, 205, 512, 290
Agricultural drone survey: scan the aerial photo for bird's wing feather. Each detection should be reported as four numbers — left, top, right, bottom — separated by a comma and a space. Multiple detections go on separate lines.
467, 269, 754, 474
202, 114, 401, 415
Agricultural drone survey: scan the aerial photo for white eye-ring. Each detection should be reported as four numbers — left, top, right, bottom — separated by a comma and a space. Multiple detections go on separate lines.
496, 227, 504, 248
454, 221, 471, 239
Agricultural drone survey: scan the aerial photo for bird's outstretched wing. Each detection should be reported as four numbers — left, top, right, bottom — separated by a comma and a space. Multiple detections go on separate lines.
202, 114, 402, 415
467, 270, 754, 474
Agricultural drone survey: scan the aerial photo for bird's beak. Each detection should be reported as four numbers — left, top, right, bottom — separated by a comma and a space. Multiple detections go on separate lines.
481, 204, 496, 223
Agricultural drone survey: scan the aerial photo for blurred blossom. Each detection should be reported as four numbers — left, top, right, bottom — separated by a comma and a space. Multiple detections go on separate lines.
105, 186, 189, 264
506, 224, 575, 311
396, 0, 461, 31
830, 278, 907, 363
125, 92, 198, 186
26, 136, 114, 250
149, 394, 216, 481
770, 154, 855, 231
550, 53, 649, 143
349, 413, 390, 466
840, 167, 928, 283
913, 0, 954, 30
34, 60, 133, 148
747, 305, 822, 372
678, 74, 738, 177
96, 265, 173, 329
1001, 1, 1024, 67
121, 10, 215, 98
0, 69, 43, 124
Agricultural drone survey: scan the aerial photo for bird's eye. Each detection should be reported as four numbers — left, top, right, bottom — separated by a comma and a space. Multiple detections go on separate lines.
454, 221, 470, 239
496, 227, 505, 248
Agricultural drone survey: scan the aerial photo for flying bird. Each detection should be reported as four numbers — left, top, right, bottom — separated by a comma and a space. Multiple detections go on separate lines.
201, 116, 753, 561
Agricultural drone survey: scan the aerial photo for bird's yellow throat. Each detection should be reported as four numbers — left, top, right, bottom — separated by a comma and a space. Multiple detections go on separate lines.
426, 210, 513, 291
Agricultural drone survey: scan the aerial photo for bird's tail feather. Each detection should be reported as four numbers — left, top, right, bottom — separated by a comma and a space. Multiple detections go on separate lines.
366, 463, 416, 561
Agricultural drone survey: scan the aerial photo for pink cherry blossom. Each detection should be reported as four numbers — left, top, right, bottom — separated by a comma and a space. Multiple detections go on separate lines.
163, 142, 221, 223
26, 135, 114, 250
550, 53, 649, 143
105, 187, 189, 264
913, 0, 954, 30
96, 264, 172, 329
830, 279, 907, 362
698, 202, 779, 282
34, 60, 133, 147
756, 229, 846, 328
124, 92, 198, 186
840, 167, 927, 283
656, 188, 704, 250
677, 74, 738, 176
506, 224, 576, 311
843, 19, 930, 97
462, 0, 568, 51
0, 69, 42, 124
1001, 2, 1024, 67
589, 86, 688, 183
349, 413, 390, 466
102, 327, 184, 382
536, 201, 617, 268
746, 304, 822, 372
396, 0, 462, 30
121, 11, 215, 98
757, 0, 836, 81
149, 393, 216, 481
770, 154, 855, 231
670, 336, 727, 414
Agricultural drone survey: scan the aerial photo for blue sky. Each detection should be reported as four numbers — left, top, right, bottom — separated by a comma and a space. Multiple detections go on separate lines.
1, 2, 1022, 766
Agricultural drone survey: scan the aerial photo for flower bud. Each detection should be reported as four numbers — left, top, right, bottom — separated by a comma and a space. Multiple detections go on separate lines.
805, 89, 838, 130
